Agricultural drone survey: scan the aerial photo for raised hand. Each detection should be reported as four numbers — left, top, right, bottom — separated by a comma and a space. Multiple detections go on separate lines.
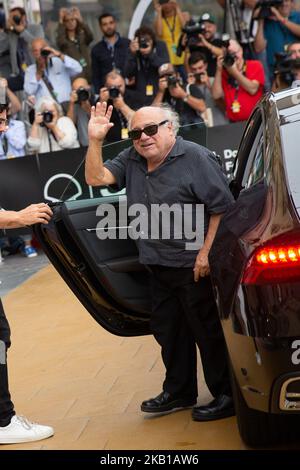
88, 101, 114, 142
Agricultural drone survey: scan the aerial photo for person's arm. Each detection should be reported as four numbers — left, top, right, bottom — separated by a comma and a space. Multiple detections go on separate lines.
80, 23, 94, 45
6, 121, 26, 150
0, 204, 52, 229
85, 102, 117, 186
56, 22, 69, 50
55, 117, 78, 148
148, 41, 170, 68
169, 83, 206, 113
113, 95, 135, 121
254, 18, 266, 53
153, 1, 163, 37
174, 1, 188, 28
193, 214, 222, 281
124, 44, 138, 78
0, 78, 21, 115
24, 66, 41, 96
211, 56, 224, 100
227, 64, 259, 95
67, 90, 78, 124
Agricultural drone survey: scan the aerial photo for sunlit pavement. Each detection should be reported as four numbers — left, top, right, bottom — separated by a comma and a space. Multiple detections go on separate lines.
0, 258, 247, 450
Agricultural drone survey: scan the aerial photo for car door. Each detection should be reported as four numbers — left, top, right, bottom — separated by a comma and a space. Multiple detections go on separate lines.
34, 123, 207, 337
209, 109, 269, 332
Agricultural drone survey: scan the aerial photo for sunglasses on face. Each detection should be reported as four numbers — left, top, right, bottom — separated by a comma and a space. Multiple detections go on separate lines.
128, 120, 169, 140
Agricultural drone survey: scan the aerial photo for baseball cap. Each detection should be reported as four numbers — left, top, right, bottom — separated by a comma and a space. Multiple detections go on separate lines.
199, 13, 216, 24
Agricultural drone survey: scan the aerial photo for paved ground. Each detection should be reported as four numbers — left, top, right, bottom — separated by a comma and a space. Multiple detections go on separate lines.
0, 263, 246, 450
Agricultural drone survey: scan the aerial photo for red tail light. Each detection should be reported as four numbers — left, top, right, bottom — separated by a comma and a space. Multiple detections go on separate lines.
242, 243, 300, 285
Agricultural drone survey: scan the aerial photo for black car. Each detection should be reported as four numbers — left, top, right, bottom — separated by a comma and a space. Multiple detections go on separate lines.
33, 92, 300, 448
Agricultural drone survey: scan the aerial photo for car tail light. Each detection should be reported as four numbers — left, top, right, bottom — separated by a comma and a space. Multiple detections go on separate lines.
242, 241, 300, 285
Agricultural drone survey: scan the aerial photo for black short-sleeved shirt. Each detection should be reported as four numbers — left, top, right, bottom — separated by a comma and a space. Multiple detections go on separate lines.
104, 136, 234, 267
164, 84, 204, 126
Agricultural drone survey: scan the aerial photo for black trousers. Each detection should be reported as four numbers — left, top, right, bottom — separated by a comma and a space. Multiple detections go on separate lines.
149, 266, 231, 399
0, 298, 15, 426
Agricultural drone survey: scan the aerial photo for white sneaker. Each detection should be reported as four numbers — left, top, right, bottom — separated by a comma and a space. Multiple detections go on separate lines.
0, 415, 54, 444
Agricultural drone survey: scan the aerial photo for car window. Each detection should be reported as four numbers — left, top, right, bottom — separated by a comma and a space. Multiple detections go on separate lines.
233, 111, 263, 186
280, 116, 300, 211
242, 126, 264, 189
59, 122, 207, 203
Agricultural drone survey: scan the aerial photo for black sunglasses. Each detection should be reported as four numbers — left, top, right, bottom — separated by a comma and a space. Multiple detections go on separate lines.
128, 119, 169, 140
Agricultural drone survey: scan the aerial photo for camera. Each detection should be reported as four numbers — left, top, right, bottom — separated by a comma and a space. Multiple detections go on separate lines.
139, 37, 149, 49
42, 111, 53, 124
41, 49, 51, 57
76, 87, 89, 103
182, 19, 206, 46
109, 87, 120, 99
223, 51, 236, 68
255, 0, 283, 19
274, 52, 300, 87
167, 74, 179, 87
12, 15, 21, 25
194, 72, 205, 82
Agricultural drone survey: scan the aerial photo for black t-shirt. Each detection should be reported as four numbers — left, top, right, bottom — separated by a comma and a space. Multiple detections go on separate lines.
189, 38, 223, 77
104, 136, 234, 267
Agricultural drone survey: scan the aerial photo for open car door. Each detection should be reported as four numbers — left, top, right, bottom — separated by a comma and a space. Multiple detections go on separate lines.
34, 123, 207, 337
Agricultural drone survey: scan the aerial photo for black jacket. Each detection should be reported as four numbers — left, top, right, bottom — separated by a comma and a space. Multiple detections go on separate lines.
91, 35, 130, 92
124, 40, 169, 106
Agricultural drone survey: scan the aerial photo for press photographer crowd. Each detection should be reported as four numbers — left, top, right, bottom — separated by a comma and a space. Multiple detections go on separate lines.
0, 0, 300, 257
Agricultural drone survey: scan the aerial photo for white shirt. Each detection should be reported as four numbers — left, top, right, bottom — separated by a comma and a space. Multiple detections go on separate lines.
27, 116, 80, 154
24, 55, 82, 104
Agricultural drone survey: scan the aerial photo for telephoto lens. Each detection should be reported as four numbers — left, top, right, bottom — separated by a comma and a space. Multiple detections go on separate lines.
41, 49, 51, 57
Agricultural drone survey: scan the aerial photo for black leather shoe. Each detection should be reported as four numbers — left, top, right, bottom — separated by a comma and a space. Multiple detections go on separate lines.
141, 391, 196, 413
192, 395, 235, 421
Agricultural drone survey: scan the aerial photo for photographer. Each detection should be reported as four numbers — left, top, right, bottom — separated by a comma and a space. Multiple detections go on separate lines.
124, 26, 169, 106
188, 52, 228, 126
56, 7, 93, 83
272, 51, 300, 90
211, 39, 264, 122
24, 38, 82, 112
254, 0, 300, 77
153, 62, 206, 125
0, 7, 44, 91
67, 77, 95, 147
27, 96, 79, 153
153, 0, 189, 80
180, 13, 223, 77
99, 70, 137, 143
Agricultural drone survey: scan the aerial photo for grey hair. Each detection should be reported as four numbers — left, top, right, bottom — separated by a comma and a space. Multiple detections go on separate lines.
34, 96, 64, 117
128, 104, 180, 136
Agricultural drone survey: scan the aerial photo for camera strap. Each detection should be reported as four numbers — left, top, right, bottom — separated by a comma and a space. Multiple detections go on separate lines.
42, 73, 59, 103
163, 14, 177, 44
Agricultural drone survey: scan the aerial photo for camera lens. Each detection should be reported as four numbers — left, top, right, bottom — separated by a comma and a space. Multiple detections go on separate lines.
109, 87, 120, 99
41, 49, 51, 57
13, 15, 21, 25
76, 87, 89, 103
139, 37, 149, 49
42, 111, 53, 124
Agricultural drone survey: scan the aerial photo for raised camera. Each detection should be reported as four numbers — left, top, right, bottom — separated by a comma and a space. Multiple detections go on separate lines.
255, 0, 283, 19
76, 87, 89, 103
167, 74, 178, 87
139, 37, 149, 49
223, 51, 236, 68
41, 49, 51, 57
109, 87, 120, 99
194, 72, 205, 81
42, 111, 53, 124
13, 15, 21, 25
